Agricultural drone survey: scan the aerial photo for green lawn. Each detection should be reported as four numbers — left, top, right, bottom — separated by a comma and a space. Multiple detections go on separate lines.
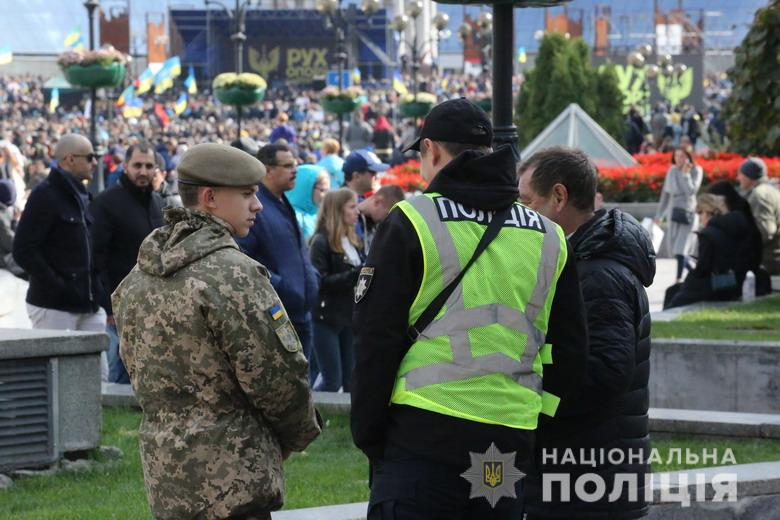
0, 407, 368, 519
652, 294, 780, 341
652, 434, 780, 472
3, 408, 780, 518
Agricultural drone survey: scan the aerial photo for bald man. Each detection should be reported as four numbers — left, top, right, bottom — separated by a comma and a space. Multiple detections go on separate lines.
13, 133, 108, 380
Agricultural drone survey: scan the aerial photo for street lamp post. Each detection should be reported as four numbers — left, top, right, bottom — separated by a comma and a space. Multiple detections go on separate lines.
391, 4, 449, 99
317, 0, 380, 153
84, 0, 103, 193
490, 4, 518, 155
434, 0, 572, 158
205, 0, 256, 137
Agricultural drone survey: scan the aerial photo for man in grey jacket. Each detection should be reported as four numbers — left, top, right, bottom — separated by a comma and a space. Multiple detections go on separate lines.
738, 158, 780, 274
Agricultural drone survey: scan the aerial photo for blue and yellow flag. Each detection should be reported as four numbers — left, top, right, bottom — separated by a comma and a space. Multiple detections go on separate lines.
267, 304, 284, 321
153, 58, 181, 95
393, 71, 408, 96
174, 93, 188, 115
123, 96, 143, 118
136, 68, 154, 95
64, 27, 85, 51
153, 66, 173, 94
165, 56, 182, 77
351, 67, 362, 85
183, 65, 197, 94
518, 47, 527, 64
0, 46, 12, 65
49, 88, 59, 113
116, 84, 134, 107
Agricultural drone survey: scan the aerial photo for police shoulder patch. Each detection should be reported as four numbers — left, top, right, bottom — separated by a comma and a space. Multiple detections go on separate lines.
355, 266, 374, 304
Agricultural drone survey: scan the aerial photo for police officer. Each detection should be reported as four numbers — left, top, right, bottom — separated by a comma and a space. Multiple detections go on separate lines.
351, 99, 588, 519
113, 143, 321, 520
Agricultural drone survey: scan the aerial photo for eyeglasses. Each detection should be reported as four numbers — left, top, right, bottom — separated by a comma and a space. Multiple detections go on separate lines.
72, 153, 98, 162
272, 162, 297, 169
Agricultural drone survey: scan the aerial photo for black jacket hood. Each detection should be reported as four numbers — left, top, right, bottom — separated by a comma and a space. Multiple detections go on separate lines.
425, 145, 519, 210
570, 208, 656, 287
705, 210, 750, 239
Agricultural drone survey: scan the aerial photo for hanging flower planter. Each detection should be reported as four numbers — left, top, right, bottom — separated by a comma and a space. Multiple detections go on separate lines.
321, 86, 363, 115
58, 47, 128, 89
213, 73, 267, 106
322, 98, 361, 114
399, 92, 436, 118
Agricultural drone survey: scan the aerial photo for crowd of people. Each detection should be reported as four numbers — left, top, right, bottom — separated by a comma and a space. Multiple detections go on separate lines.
1, 58, 779, 519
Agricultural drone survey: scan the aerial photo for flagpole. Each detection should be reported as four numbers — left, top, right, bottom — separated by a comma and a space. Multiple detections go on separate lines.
85, 0, 104, 193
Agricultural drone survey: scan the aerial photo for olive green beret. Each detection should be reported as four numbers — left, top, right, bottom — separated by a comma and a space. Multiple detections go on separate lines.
177, 143, 266, 187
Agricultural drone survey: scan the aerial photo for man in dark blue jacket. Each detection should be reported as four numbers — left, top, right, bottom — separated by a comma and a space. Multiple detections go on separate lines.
236, 143, 320, 383
13, 133, 107, 379
519, 147, 656, 520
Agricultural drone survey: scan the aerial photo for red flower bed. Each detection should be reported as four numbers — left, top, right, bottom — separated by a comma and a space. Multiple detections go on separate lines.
381, 159, 427, 192
600, 152, 780, 202
384, 154, 780, 203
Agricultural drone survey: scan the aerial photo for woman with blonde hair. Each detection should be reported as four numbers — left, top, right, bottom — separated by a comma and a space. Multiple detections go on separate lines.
309, 188, 364, 391
665, 193, 754, 308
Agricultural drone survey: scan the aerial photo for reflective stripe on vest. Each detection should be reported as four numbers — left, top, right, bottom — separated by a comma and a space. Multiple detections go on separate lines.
394, 194, 565, 422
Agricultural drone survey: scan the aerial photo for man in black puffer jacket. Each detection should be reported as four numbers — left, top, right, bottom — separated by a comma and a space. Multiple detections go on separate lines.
519, 147, 656, 519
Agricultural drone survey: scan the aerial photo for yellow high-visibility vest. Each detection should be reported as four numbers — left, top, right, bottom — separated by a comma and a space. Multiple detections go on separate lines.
390, 193, 567, 429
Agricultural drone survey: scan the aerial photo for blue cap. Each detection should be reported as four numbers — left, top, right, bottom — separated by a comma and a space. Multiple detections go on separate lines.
343, 149, 389, 176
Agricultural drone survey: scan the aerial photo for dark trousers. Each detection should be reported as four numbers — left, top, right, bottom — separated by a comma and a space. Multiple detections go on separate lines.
368, 445, 525, 520
292, 319, 317, 386
312, 321, 354, 392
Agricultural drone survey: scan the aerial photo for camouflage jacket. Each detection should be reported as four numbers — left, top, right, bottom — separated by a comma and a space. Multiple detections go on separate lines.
113, 208, 321, 520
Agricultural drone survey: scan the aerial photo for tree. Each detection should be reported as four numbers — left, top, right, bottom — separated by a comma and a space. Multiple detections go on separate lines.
722, 0, 780, 156
516, 33, 626, 148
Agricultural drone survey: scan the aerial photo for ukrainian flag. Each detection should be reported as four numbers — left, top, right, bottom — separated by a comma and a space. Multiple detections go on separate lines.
116, 85, 134, 107
518, 47, 527, 64
183, 66, 197, 94
393, 71, 408, 96
49, 88, 59, 113
351, 67, 361, 85
136, 68, 154, 95
123, 96, 143, 118
269, 304, 284, 321
64, 27, 85, 51
0, 46, 12, 65
164, 56, 182, 77
153, 62, 176, 95
174, 93, 188, 115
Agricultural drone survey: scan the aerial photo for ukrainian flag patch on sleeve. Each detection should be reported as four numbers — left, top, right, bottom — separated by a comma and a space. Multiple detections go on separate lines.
267, 304, 284, 321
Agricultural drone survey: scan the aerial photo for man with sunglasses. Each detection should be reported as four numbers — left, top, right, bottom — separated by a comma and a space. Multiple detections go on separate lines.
236, 143, 320, 384
13, 133, 108, 378
90, 143, 165, 383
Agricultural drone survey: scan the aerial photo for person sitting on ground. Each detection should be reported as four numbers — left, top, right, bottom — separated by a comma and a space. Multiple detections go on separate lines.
665, 194, 753, 309
707, 180, 769, 295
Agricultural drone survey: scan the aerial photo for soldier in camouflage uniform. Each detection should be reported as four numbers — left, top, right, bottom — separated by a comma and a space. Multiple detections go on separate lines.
113, 143, 321, 520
